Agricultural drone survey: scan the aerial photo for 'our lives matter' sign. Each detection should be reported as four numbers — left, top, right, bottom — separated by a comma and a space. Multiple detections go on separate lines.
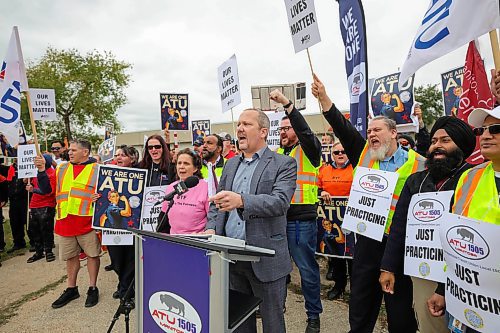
342, 166, 398, 241
284, 0, 321, 53
17, 144, 38, 179
404, 191, 454, 282
30, 88, 56, 121
266, 111, 285, 151
440, 213, 500, 333
217, 54, 241, 113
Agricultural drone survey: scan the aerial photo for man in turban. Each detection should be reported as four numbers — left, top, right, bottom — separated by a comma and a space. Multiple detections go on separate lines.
378, 116, 476, 333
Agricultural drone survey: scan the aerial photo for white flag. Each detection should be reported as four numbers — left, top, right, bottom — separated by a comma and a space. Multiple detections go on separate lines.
0, 27, 28, 147
399, 0, 500, 87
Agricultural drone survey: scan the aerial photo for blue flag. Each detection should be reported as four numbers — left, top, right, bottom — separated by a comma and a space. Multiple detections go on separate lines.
338, 0, 368, 138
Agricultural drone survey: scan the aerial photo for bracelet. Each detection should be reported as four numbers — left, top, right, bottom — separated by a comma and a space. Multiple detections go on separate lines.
283, 100, 293, 109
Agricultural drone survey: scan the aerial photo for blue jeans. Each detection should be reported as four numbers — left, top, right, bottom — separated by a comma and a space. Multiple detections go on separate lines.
287, 220, 323, 319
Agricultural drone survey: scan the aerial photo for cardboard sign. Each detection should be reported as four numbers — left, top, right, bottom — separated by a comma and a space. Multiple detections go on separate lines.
92, 165, 147, 234
17, 144, 37, 178
266, 111, 285, 151
217, 54, 241, 113
31, 88, 57, 121
321, 144, 333, 165
342, 166, 399, 241
104, 123, 114, 140
441, 66, 464, 117
316, 196, 355, 258
140, 185, 167, 232
440, 213, 500, 333
191, 120, 210, 145
284, 0, 321, 53
102, 229, 133, 246
160, 93, 189, 131
404, 191, 454, 282
371, 72, 418, 131
98, 136, 116, 163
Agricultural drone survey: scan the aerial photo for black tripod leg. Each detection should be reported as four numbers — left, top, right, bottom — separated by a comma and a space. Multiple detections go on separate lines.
106, 278, 135, 333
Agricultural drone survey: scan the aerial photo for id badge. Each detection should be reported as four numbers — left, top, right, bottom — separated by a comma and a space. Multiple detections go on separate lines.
448, 316, 466, 333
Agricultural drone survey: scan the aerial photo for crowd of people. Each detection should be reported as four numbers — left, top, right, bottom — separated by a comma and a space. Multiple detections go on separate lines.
0, 69, 499, 333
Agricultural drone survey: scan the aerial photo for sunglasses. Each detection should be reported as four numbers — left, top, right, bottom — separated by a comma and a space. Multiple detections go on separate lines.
51, 147, 61, 151
147, 144, 162, 150
332, 150, 345, 155
473, 124, 500, 136
277, 126, 292, 132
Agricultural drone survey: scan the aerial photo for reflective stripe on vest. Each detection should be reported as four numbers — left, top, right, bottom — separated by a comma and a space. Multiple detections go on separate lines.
56, 163, 98, 220
357, 144, 426, 233
452, 162, 500, 224
278, 145, 319, 204
201, 164, 224, 180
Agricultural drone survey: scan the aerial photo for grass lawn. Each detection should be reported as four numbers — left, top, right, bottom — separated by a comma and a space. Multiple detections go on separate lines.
0, 218, 31, 262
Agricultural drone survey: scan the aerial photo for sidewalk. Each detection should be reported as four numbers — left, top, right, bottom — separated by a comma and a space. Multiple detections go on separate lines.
0, 250, 387, 332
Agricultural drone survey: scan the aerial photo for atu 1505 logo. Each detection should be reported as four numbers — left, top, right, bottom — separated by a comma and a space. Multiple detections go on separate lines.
412, 198, 444, 222
359, 174, 388, 193
149, 291, 202, 333
446, 226, 490, 260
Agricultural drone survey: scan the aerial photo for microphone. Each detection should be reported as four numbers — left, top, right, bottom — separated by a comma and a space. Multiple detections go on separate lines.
155, 176, 199, 204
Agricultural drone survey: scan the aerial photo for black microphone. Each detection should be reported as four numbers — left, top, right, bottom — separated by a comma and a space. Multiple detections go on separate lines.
155, 176, 199, 204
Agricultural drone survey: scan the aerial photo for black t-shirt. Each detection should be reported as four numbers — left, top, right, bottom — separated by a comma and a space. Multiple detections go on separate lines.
495, 173, 500, 204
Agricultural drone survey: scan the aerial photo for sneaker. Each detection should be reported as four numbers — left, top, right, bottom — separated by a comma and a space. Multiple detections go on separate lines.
52, 287, 80, 309
79, 252, 88, 261
29, 246, 36, 253
45, 252, 56, 262
112, 290, 120, 299
305, 318, 320, 333
326, 286, 344, 300
27, 252, 44, 263
104, 264, 114, 271
85, 287, 99, 307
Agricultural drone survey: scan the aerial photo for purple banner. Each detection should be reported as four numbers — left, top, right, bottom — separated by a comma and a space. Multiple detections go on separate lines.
143, 236, 210, 333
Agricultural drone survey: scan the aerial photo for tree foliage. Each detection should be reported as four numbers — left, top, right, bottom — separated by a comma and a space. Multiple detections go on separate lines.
23, 47, 131, 148
414, 84, 444, 128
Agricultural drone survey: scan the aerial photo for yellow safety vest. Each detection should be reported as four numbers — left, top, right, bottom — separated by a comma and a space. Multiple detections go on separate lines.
452, 162, 500, 224
56, 163, 98, 220
201, 160, 225, 181
277, 145, 319, 204
357, 144, 426, 233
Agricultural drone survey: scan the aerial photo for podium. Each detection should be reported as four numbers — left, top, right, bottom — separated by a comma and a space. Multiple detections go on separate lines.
131, 229, 275, 333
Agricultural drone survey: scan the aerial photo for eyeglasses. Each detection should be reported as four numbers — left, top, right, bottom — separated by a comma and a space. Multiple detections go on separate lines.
332, 150, 345, 155
51, 147, 61, 151
473, 124, 500, 136
277, 126, 292, 132
148, 145, 162, 150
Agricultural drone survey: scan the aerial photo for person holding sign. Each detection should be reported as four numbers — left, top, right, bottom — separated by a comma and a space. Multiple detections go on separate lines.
312, 74, 425, 332
379, 116, 475, 333
271, 89, 323, 332
432, 106, 500, 333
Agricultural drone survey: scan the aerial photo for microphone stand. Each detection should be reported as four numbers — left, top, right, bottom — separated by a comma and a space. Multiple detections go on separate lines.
156, 198, 174, 233
107, 278, 135, 333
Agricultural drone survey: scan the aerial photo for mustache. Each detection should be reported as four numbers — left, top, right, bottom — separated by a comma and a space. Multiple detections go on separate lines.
428, 148, 447, 157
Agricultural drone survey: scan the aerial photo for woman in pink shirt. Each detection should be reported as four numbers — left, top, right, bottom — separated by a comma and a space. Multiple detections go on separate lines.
161, 149, 209, 234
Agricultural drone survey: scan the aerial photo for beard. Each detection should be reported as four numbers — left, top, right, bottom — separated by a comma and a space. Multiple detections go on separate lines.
368, 139, 391, 161
425, 147, 464, 180
202, 149, 215, 160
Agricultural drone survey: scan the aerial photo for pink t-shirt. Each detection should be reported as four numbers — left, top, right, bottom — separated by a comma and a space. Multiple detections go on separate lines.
161, 180, 209, 234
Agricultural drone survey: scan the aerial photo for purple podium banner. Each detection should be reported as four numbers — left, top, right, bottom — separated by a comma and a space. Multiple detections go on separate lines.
142, 237, 210, 333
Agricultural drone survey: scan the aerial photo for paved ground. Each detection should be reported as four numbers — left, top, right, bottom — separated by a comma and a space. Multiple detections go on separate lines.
0, 247, 387, 332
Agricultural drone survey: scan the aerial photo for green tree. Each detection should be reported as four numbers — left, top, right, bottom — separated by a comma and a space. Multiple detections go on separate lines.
23, 47, 131, 147
414, 84, 444, 128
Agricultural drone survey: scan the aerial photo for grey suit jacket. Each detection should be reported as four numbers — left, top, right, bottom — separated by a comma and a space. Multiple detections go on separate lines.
206, 147, 297, 282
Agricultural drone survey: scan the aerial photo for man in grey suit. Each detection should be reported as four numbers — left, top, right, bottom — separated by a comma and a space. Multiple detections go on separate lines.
206, 108, 297, 333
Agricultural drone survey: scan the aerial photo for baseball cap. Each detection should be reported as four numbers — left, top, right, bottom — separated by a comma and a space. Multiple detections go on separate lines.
468, 106, 500, 128
193, 136, 204, 147
219, 132, 232, 141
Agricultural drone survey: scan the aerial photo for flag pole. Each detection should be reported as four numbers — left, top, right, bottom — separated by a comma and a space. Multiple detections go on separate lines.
489, 29, 500, 70
13, 27, 41, 156
306, 48, 328, 133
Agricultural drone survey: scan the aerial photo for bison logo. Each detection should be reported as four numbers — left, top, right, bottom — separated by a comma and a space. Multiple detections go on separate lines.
359, 174, 388, 193
412, 198, 444, 222
446, 225, 490, 260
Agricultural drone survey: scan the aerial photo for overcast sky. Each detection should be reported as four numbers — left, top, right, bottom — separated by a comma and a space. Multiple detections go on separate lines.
2, 0, 496, 133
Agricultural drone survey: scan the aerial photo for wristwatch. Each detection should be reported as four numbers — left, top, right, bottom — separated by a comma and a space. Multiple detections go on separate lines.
283, 100, 293, 109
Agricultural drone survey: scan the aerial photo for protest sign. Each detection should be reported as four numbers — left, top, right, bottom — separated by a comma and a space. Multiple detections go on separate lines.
440, 213, 500, 333
342, 166, 399, 241
217, 55, 241, 113
284, 0, 321, 53
18, 120, 27, 145
102, 229, 133, 246
404, 191, 454, 282
371, 72, 417, 131
98, 136, 116, 163
140, 185, 167, 232
92, 165, 147, 233
160, 93, 189, 131
441, 66, 464, 117
321, 144, 333, 165
31, 88, 56, 121
17, 144, 37, 178
266, 111, 284, 151
191, 120, 210, 145
104, 122, 114, 140
316, 196, 355, 258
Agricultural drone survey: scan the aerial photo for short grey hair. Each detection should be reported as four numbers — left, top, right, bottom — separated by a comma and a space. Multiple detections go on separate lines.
369, 116, 397, 131
244, 108, 270, 129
